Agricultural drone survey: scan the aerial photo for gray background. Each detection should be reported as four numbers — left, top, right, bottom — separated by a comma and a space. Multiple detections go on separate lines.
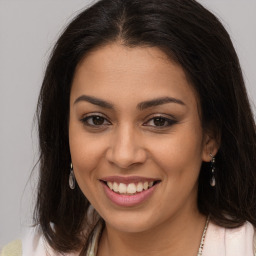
0, 0, 255, 248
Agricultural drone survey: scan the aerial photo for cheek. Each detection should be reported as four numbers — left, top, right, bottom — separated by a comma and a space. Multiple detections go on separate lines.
150, 124, 204, 178
69, 122, 100, 176
69, 129, 105, 201
70, 137, 102, 172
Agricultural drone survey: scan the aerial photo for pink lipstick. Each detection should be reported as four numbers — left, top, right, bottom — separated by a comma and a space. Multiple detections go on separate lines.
100, 176, 160, 207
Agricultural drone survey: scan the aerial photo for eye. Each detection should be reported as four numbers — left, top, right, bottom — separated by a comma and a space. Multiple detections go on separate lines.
81, 114, 111, 127
144, 116, 177, 128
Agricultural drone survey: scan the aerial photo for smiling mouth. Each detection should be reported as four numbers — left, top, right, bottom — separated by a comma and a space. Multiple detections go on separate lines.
100, 180, 161, 195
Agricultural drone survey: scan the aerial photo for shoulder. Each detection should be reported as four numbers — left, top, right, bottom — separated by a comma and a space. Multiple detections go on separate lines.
1, 240, 22, 256
254, 228, 256, 256
21, 225, 48, 255
1, 226, 52, 256
203, 221, 256, 256
1, 226, 83, 256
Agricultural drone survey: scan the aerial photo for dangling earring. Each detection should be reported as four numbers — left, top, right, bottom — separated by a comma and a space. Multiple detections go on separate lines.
210, 153, 216, 187
69, 163, 75, 189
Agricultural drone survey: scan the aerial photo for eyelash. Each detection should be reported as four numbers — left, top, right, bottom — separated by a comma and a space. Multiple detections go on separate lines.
143, 116, 177, 128
80, 114, 177, 129
81, 114, 111, 127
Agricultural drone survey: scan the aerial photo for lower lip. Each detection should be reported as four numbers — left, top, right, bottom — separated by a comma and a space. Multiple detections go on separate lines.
102, 182, 158, 207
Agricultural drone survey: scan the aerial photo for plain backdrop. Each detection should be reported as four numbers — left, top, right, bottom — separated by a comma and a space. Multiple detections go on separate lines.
0, 0, 255, 248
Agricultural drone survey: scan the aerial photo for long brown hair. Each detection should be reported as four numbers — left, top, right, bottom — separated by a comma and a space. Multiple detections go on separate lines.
35, 0, 256, 253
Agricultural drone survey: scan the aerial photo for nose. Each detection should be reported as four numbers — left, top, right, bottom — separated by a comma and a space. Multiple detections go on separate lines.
106, 124, 147, 169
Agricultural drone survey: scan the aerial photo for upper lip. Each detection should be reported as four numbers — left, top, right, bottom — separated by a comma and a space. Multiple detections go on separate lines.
100, 176, 161, 184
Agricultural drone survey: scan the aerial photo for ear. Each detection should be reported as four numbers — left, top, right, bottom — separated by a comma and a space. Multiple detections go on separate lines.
201, 130, 220, 162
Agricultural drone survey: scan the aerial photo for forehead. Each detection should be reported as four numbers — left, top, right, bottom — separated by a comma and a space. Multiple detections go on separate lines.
75, 43, 184, 83
71, 43, 198, 110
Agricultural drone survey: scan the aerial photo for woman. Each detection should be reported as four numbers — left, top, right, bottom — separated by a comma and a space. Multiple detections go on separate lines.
1, 0, 256, 255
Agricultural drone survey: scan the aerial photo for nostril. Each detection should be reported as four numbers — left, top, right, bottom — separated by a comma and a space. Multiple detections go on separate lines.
105, 142, 147, 169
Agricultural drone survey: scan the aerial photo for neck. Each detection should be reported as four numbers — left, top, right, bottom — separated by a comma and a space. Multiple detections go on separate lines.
97, 210, 207, 256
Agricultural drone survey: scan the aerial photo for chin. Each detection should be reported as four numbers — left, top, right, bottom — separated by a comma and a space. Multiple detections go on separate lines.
109, 220, 152, 233
101, 210, 161, 233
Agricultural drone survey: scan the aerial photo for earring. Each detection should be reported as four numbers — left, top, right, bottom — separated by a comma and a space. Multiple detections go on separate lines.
210, 153, 216, 187
69, 163, 75, 189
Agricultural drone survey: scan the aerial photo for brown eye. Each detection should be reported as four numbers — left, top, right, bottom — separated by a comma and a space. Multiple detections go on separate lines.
153, 117, 167, 126
81, 115, 111, 127
143, 116, 177, 128
92, 116, 105, 125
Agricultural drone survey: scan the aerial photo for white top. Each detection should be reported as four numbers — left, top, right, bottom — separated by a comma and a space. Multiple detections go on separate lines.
1, 220, 256, 256
21, 221, 256, 256
203, 221, 256, 256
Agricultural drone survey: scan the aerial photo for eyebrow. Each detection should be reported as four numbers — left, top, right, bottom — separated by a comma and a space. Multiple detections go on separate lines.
74, 95, 185, 110
74, 95, 113, 109
137, 96, 185, 110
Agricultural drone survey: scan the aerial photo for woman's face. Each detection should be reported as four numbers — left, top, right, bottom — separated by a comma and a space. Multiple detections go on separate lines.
69, 43, 216, 233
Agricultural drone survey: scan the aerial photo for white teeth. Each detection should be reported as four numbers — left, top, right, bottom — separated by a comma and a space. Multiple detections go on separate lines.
127, 183, 137, 194
107, 181, 113, 190
136, 182, 143, 192
106, 180, 156, 194
113, 182, 119, 192
143, 181, 149, 190
118, 183, 127, 194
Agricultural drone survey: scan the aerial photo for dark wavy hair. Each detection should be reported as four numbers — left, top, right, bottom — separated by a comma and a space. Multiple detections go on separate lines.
35, 0, 256, 253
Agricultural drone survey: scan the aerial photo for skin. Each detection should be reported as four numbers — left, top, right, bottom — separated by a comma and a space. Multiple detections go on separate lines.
69, 43, 218, 256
